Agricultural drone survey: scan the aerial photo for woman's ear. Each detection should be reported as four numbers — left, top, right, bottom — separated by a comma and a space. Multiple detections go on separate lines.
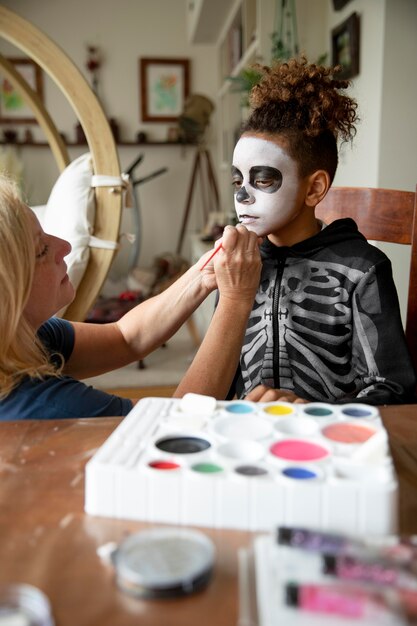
305, 170, 331, 207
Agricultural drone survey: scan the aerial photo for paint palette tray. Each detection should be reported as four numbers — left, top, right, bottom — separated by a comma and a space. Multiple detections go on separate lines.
84, 394, 398, 535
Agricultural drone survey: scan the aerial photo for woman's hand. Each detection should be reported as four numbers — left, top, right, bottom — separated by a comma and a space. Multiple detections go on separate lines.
200, 225, 262, 300
245, 384, 308, 403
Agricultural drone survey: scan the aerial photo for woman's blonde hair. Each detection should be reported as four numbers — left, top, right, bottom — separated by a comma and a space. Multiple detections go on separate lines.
0, 176, 61, 399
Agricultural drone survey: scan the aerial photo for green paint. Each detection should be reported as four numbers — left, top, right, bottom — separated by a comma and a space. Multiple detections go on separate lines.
192, 462, 223, 474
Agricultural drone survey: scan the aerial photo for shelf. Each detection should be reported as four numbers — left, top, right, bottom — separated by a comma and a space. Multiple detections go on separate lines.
0, 140, 195, 148
214, 0, 276, 209
187, 0, 235, 43
217, 37, 259, 98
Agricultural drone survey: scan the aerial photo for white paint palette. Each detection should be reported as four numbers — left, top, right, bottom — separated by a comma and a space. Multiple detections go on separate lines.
84, 395, 398, 535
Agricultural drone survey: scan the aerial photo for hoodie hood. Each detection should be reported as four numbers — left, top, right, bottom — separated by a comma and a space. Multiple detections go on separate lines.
260, 218, 367, 260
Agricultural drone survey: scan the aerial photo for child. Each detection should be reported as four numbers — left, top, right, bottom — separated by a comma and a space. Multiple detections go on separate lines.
228, 56, 416, 405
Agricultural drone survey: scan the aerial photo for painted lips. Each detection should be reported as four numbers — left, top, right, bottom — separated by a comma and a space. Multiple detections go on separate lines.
239, 215, 259, 225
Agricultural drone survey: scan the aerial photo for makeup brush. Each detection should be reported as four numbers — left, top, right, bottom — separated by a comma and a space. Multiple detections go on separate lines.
200, 241, 223, 271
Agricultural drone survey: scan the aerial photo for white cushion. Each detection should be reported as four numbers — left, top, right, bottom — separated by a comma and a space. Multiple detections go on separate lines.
31, 204, 48, 224
42, 153, 95, 301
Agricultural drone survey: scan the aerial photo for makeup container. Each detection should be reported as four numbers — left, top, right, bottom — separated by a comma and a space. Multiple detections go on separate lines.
277, 525, 359, 554
322, 552, 417, 589
0, 584, 54, 626
285, 581, 405, 622
85, 397, 398, 535
285, 581, 363, 617
112, 528, 215, 599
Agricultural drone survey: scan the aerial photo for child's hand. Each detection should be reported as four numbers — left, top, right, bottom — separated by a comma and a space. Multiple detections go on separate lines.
245, 384, 308, 403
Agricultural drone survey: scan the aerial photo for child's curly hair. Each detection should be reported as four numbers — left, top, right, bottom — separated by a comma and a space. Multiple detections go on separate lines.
241, 56, 359, 182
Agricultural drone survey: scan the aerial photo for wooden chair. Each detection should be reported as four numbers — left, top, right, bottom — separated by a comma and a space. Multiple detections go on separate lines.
316, 186, 417, 373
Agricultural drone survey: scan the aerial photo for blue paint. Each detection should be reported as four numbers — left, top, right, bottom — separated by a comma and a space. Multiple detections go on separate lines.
342, 407, 372, 418
225, 403, 254, 414
282, 467, 317, 480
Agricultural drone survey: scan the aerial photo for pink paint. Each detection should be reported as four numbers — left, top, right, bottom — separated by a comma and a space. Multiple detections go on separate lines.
286, 582, 381, 618
322, 422, 376, 444
270, 439, 329, 462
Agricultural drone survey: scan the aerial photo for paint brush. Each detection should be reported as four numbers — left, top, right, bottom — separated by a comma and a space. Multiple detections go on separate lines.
199, 241, 223, 271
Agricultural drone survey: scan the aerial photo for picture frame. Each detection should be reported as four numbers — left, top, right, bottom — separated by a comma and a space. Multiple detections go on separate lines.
331, 12, 360, 80
140, 57, 190, 122
332, 0, 353, 10
0, 58, 44, 123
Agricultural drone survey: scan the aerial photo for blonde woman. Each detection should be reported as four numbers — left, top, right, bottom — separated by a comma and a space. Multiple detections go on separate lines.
0, 177, 261, 420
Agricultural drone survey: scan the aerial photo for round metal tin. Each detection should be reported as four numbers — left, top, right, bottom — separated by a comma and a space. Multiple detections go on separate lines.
113, 528, 215, 599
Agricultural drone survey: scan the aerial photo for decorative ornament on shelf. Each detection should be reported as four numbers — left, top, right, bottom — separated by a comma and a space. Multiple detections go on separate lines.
177, 94, 215, 145
85, 45, 102, 95
270, 0, 299, 63
83, 45, 120, 143
228, 0, 327, 110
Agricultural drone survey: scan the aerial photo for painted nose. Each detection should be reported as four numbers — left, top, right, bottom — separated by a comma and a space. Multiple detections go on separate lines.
236, 185, 255, 204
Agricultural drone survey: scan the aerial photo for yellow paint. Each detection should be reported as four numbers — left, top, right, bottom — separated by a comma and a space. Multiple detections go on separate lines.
263, 405, 294, 416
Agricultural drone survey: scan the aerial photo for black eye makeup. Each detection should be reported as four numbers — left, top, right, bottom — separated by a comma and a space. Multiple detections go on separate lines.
249, 166, 282, 193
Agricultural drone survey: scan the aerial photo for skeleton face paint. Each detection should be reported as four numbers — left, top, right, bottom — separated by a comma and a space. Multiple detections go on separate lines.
232, 136, 301, 238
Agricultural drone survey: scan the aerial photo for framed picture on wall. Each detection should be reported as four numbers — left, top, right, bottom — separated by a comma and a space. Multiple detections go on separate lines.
332, 0, 353, 10
140, 57, 190, 122
331, 12, 360, 80
0, 58, 44, 123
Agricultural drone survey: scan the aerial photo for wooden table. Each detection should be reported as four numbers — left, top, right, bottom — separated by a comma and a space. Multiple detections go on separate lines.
0, 405, 416, 626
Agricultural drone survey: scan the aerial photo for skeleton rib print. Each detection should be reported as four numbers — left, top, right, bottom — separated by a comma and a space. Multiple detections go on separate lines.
240, 256, 381, 401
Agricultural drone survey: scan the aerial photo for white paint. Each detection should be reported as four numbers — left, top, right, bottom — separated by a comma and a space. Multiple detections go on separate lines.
179, 392, 216, 416
232, 136, 300, 238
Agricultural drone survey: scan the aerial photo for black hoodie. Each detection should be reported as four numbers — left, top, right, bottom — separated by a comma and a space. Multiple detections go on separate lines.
228, 218, 416, 405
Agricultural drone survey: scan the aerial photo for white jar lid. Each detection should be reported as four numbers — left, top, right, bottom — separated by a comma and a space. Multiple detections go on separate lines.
0, 584, 54, 626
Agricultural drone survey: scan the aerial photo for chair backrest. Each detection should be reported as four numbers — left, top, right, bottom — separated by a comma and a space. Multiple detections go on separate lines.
316, 186, 417, 373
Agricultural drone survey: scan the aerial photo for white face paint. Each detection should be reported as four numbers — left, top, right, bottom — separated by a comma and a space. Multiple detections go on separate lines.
232, 136, 301, 238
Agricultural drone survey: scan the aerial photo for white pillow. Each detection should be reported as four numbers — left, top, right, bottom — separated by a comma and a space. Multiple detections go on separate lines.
42, 153, 95, 297
31, 204, 48, 224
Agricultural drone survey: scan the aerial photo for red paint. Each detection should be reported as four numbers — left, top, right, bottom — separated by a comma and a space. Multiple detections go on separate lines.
148, 460, 180, 470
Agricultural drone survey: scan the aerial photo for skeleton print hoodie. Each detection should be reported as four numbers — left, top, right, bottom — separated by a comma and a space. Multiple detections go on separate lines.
228, 218, 416, 405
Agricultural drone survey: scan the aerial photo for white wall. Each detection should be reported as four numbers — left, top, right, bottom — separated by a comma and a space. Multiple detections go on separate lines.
326, 0, 417, 322
379, 0, 417, 191
378, 0, 417, 320
329, 0, 417, 193
329, 0, 386, 187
